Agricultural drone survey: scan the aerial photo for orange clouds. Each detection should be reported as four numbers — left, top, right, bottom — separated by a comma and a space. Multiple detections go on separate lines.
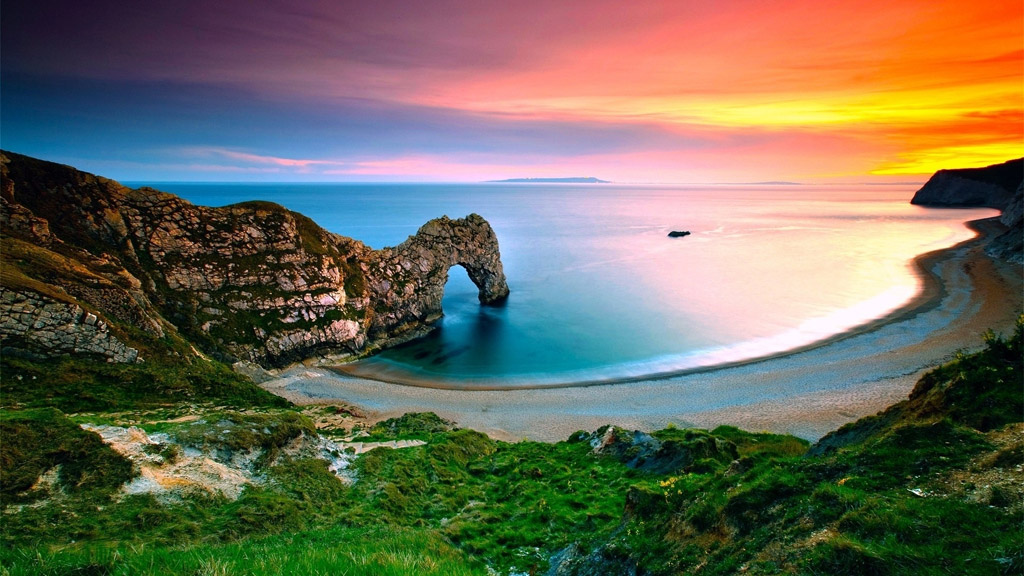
414, 0, 1023, 179
4, 0, 1020, 181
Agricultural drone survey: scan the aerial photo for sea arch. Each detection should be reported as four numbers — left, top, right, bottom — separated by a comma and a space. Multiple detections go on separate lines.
364, 214, 510, 342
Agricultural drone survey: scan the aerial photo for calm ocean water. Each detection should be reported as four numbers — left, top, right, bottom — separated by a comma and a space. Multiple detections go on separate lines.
140, 182, 996, 386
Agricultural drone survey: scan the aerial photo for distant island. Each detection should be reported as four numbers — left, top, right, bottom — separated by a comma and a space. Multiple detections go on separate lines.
488, 177, 610, 183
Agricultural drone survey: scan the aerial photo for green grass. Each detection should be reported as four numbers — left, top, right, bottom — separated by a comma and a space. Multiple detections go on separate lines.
361, 412, 456, 441
909, 327, 1023, 432
0, 408, 133, 501
0, 355, 289, 412
0, 412, 641, 575
594, 321, 1024, 576
709, 424, 811, 458
341, 417, 642, 573
1, 321, 1020, 575
0, 525, 484, 576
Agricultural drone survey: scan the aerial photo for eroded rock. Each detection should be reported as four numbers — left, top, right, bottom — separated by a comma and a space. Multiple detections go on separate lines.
0, 288, 140, 363
910, 158, 1022, 209
0, 151, 511, 367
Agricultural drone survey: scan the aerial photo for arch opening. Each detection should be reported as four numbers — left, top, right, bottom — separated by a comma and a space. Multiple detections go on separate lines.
441, 264, 480, 317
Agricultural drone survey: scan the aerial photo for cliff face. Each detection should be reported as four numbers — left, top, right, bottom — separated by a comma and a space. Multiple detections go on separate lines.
910, 158, 1023, 263
366, 214, 510, 346
987, 182, 1024, 263
0, 151, 509, 367
910, 158, 1022, 209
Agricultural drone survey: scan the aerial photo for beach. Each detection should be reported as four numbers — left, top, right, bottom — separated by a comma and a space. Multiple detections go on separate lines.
262, 218, 1022, 442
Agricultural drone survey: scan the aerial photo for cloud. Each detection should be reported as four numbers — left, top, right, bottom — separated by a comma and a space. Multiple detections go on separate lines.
183, 147, 339, 168
2, 0, 1020, 181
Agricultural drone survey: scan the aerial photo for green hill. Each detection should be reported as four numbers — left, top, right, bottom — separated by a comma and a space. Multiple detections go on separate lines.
2, 152, 1021, 574
1, 320, 1020, 575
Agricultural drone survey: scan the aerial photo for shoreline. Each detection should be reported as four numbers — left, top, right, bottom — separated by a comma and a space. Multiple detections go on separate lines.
331, 221, 955, 391
263, 217, 1021, 442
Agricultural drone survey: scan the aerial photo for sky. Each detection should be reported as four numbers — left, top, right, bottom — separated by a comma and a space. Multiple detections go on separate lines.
2, 0, 1022, 183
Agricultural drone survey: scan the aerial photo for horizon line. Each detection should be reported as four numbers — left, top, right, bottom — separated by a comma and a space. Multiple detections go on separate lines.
121, 179, 928, 187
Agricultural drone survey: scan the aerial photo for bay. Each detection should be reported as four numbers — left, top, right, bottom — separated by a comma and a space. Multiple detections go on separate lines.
140, 182, 996, 386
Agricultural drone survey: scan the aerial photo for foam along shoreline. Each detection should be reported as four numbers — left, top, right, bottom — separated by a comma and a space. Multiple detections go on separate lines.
331, 217, 984, 390
262, 217, 1022, 442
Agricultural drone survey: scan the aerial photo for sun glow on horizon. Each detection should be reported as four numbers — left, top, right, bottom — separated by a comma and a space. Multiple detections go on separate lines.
2, 0, 1021, 182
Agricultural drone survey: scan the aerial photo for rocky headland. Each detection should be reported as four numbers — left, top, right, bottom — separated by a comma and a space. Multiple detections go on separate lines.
990, 181, 1024, 263
910, 157, 1023, 263
0, 151, 509, 368
910, 157, 1022, 208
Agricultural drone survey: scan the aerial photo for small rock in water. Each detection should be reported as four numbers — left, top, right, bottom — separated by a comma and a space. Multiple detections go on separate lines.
668, 230, 691, 238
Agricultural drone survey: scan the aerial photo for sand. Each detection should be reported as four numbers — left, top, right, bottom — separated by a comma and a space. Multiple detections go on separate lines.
261, 218, 1022, 442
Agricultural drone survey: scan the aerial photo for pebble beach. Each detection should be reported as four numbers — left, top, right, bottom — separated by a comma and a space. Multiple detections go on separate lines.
263, 218, 1022, 442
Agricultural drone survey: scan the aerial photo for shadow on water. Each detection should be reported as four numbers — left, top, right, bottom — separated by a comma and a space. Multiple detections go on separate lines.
376, 268, 509, 374
397, 304, 507, 370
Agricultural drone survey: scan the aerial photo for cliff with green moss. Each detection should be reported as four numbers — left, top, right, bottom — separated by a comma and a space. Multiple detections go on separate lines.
0, 151, 509, 368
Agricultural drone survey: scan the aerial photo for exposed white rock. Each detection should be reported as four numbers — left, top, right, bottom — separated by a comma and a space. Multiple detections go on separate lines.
79, 422, 364, 503
0, 288, 140, 363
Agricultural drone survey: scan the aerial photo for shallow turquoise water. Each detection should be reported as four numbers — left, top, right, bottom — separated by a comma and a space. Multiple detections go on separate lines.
144, 182, 995, 385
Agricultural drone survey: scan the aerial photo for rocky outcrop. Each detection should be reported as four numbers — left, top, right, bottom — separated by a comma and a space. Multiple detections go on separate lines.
910, 158, 1023, 263
0, 288, 140, 363
80, 414, 356, 502
547, 543, 642, 576
365, 215, 510, 346
1000, 183, 1024, 228
574, 425, 738, 475
910, 158, 1022, 208
0, 151, 509, 367
988, 183, 1023, 263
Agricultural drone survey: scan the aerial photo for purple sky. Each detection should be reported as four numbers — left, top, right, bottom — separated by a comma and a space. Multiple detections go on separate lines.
2, 0, 1021, 182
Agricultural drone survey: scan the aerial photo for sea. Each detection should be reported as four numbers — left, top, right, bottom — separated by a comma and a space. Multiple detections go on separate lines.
137, 182, 997, 387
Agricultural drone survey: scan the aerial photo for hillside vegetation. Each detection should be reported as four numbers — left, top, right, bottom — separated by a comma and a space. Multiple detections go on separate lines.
1, 319, 1021, 575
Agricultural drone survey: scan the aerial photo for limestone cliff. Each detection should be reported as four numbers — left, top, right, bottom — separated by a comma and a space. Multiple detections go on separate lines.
910, 158, 1022, 208
0, 151, 509, 367
910, 158, 1023, 263
988, 182, 1024, 263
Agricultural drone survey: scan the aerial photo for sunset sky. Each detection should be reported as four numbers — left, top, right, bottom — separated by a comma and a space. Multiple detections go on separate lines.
2, 0, 1021, 183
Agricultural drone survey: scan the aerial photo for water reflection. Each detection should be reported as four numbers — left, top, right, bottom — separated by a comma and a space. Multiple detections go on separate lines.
379, 272, 509, 376
315, 184, 992, 384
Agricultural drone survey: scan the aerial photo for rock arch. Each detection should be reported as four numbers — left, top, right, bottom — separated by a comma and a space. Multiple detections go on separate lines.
1, 150, 513, 367
365, 214, 510, 343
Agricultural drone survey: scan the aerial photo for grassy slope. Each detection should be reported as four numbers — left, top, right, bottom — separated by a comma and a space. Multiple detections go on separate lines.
1, 321, 1021, 575
0, 354, 289, 413
600, 319, 1024, 576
